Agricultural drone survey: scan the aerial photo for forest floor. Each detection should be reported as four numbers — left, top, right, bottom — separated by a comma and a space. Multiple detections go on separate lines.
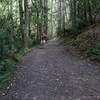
0, 39, 100, 100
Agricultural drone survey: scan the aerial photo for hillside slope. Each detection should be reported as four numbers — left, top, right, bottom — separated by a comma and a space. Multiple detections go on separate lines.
64, 24, 100, 65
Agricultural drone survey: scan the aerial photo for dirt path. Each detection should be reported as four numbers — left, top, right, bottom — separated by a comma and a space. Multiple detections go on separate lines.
1, 39, 100, 100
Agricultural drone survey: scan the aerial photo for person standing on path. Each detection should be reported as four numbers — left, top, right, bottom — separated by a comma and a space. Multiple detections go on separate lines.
41, 34, 47, 46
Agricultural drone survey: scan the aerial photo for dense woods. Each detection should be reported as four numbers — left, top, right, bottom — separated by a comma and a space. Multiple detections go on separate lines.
0, 0, 49, 86
0, 0, 100, 87
54, 0, 100, 36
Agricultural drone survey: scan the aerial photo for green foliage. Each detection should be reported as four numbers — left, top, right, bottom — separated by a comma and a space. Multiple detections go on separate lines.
64, 21, 73, 36
76, 44, 86, 53
58, 18, 85, 37
0, 59, 16, 75
0, 72, 10, 88
69, 32, 100, 61
57, 22, 73, 37
70, 39, 80, 46
0, 14, 22, 87
0, 0, 49, 88
29, 36, 39, 48
91, 0, 100, 15
0, 78, 10, 88
77, 33, 88, 40
85, 42, 100, 60
59, 37, 68, 44
76, 18, 85, 29
0, 15, 18, 59
0, 58, 16, 88
65, 21, 72, 31
56, 27, 63, 36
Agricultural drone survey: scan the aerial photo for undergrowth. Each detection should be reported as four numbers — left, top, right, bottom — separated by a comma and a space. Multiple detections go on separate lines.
0, 59, 16, 88
0, 43, 39, 88
69, 33, 100, 61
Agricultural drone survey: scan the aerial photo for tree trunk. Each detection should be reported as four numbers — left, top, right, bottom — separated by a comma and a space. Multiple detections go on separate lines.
51, 0, 53, 37
10, 0, 15, 56
36, 0, 39, 41
44, 0, 48, 35
24, 0, 29, 51
87, 0, 93, 25
39, 0, 43, 40
58, 0, 62, 34
72, 0, 77, 33
83, 0, 87, 23
19, 0, 24, 42
37, 10, 39, 41
62, 0, 65, 36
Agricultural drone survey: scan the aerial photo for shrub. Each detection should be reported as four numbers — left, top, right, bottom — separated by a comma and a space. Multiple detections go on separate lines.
76, 18, 85, 29
85, 42, 100, 60
70, 39, 80, 46
0, 59, 16, 75
77, 44, 86, 52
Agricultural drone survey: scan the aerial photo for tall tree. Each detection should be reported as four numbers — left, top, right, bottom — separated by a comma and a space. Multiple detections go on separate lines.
39, 0, 43, 40
62, 0, 65, 35
83, 0, 87, 23
50, 0, 53, 37
87, 0, 93, 24
44, 0, 48, 35
10, 0, 15, 56
58, 0, 62, 33
72, 0, 77, 32
24, 0, 29, 51
19, 0, 24, 41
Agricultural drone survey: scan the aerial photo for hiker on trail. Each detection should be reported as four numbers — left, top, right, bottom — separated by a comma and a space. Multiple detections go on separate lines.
41, 34, 47, 45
